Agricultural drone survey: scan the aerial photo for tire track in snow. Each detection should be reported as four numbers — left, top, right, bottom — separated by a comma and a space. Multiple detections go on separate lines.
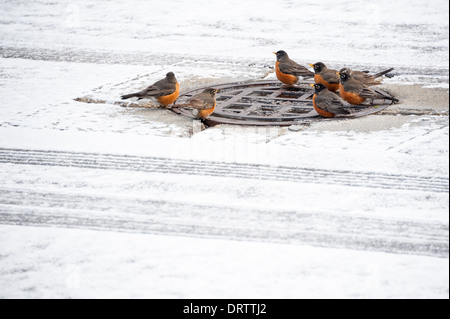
0, 148, 448, 193
0, 187, 447, 258
0, 148, 447, 257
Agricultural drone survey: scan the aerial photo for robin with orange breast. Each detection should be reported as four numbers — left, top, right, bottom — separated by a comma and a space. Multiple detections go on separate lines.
173, 88, 219, 119
273, 50, 313, 85
310, 83, 355, 118
339, 67, 394, 86
121, 72, 180, 107
309, 62, 340, 92
338, 70, 399, 105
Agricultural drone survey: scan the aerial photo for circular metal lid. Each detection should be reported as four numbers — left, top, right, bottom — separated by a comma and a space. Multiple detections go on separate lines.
172, 80, 395, 126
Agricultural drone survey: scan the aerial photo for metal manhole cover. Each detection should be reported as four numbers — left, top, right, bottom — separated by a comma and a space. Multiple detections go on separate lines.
172, 80, 395, 126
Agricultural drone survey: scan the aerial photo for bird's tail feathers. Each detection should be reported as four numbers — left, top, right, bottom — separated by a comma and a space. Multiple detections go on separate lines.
373, 88, 400, 103
300, 69, 314, 77
387, 95, 400, 103
121, 93, 139, 100
373, 68, 394, 79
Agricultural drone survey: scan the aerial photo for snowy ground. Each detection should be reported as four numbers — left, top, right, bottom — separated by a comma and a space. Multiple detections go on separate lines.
0, 0, 449, 299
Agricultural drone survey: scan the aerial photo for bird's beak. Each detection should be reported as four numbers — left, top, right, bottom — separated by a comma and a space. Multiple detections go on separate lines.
309, 64, 314, 67
309, 84, 315, 87
273, 52, 277, 55
336, 72, 341, 76
215, 89, 220, 93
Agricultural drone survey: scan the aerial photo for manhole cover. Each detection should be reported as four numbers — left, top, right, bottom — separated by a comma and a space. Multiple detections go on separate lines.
172, 80, 395, 126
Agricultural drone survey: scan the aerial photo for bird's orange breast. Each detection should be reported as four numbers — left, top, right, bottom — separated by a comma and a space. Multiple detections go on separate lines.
158, 83, 180, 106
339, 84, 365, 105
275, 61, 298, 85
197, 101, 216, 119
312, 94, 335, 118
314, 74, 339, 92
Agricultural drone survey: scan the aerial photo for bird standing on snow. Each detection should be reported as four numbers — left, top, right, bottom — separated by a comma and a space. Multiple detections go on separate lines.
121, 72, 179, 107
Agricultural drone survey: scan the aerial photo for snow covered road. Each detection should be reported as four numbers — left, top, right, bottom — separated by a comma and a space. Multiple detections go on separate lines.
0, 0, 448, 299
0, 148, 448, 258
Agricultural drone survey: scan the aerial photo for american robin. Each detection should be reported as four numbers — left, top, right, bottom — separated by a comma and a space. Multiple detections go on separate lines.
173, 88, 219, 119
309, 62, 340, 92
338, 70, 399, 105
121, 72, 179, 106
273, 50, 313, 85
310, 83, 355, 117
339, 67, 394, 86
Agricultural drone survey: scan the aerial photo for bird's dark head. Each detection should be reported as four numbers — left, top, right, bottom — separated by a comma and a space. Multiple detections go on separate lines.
310, 83, 327, 93
273, 50, 288, 62
309, 62, 326, 73
339, 67, 352, 75
337, 70, 351, 83
204, 88, 219, 96
166, 72, 177, 82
